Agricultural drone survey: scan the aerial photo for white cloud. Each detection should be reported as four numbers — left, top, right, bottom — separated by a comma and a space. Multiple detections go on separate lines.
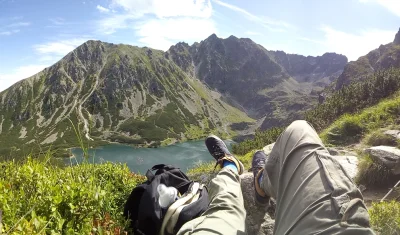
97, 14, 135, 34
245, 31, 262, 36
0, 38, 90, 92
0, 20, 30, 36
359, 0, 400, 17
111, 0, 212, 18
49, 18, 66, 25
135, 18, 217, 50
34, 38, 88, 57
319, 26, 396, 61
0, 29, 20, 36
0, 64, 48, 92
97, 0, 215, 49
6, 22, 31, 27
213, 0, 290, 32
97, 5, 110, 13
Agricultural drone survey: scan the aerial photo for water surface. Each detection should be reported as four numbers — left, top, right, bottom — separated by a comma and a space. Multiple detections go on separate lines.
69, 140, 234, 174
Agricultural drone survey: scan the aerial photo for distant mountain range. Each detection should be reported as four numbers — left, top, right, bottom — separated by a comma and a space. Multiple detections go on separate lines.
0, 33, 351, 154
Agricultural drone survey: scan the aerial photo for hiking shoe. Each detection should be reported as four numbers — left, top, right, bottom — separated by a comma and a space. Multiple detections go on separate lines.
251, 150, 270, 205
205, 135, 244, 175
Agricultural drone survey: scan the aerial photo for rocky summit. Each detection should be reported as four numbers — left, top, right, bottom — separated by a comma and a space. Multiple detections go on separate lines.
335, 28, 400, 90
0, 35, 347, 154
168, 34, 347, 129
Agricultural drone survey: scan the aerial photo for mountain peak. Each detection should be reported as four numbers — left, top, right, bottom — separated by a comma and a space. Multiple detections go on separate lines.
394, 28, 400, 45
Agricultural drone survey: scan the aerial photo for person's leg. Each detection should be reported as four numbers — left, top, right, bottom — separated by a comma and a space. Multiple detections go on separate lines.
177, 135, 246, 235
256, 120, 375, 234
177, 167, 246, 235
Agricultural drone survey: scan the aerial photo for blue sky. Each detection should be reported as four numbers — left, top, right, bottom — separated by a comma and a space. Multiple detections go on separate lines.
0, 0, 399, 92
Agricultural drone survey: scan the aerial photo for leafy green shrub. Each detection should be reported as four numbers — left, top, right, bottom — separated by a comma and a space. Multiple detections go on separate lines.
363, 130, 397, 146
0, 155, 144, 234
369, 201, 400, 235
232, 127, 283, 155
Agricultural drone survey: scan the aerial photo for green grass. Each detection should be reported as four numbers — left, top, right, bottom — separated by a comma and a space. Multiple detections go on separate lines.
187, 150, 256, 181
320, 94, 400, 145
362, 130, 398, 147
0, 155, 145, 234
355, 154, 398, 188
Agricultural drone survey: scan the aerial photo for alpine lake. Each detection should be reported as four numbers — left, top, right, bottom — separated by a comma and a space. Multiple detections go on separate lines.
68, 140, 235, 174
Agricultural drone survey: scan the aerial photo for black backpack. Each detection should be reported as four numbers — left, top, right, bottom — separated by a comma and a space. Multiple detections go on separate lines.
123, 164, 209, 235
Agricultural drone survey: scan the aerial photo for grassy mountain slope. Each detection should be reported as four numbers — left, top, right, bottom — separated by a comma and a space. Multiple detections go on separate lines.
0, 40, 253, 156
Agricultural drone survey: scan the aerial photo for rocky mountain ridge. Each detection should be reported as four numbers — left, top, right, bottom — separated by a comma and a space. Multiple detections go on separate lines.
168, 34, 347, 128
335, 28, 400, 89
0, 40, 253, 154
0, 35, 347, 154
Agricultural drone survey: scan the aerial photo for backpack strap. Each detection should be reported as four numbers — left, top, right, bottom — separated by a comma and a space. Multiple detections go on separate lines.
160, 183, 201, 235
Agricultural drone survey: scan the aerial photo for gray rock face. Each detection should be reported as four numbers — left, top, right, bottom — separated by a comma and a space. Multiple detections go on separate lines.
364, 146, 400, 174
383, 130, 400, 140
334, 155, 359, 179
240, 173, 275, 235
262, 143, 275, 156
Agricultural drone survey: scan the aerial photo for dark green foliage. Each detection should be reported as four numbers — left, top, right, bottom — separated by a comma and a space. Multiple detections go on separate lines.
232, 127, 283, 155
230, 122, 251, 131
147, 103, 186, 133
306, 69, 400, 131
118, 118, 169, 141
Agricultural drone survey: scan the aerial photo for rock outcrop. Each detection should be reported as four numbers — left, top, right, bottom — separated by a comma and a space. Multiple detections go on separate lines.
240, 173, 275, 235
383, 130, 400, 140
364, 146, 400, 174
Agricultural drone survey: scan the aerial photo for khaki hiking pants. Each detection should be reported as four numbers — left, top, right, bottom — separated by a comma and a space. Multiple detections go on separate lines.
178, 120, 375, 235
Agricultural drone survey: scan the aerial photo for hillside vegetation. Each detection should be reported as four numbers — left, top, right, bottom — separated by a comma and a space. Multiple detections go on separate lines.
306, 69, 400, 131
0, 155, 144, 234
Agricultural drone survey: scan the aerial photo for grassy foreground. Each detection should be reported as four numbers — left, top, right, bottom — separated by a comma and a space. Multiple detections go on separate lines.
0, 155, 145, 234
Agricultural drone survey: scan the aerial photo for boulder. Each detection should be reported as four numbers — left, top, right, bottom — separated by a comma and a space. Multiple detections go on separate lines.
334, 155, 359, 179
383, 130, 400, 140
263, 143, 275, 156
240, 173, 275, 235
364, 146, 400, 174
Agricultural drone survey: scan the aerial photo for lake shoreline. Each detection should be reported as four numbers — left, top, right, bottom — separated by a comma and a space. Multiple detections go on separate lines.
67, 140, 235, 174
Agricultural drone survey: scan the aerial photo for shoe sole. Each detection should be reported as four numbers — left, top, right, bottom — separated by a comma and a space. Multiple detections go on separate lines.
206, 135, 244, 174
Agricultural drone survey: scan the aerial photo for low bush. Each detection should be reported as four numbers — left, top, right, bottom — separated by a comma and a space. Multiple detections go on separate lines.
0, 155, 144, 234
369, 201, 400, 235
